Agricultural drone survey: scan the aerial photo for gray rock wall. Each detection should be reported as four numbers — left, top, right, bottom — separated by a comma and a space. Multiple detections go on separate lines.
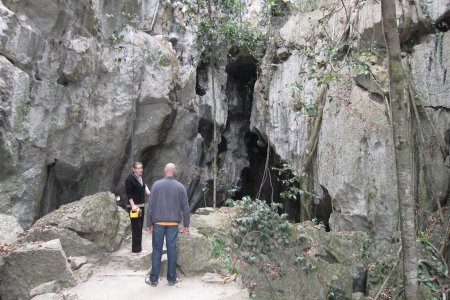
251, 0, 450, 237
0, 0, 205, 227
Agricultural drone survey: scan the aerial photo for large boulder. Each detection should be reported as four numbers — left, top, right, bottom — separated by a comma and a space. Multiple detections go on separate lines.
0, 239, 77, 300
176, 208, 235, 274
24, 192, 129, 258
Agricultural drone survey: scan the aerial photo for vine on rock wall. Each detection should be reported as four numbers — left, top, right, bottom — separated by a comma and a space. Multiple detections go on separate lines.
226, 196, 293, 299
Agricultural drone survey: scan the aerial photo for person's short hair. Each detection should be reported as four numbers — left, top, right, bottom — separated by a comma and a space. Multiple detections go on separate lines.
132, 162, 143, 169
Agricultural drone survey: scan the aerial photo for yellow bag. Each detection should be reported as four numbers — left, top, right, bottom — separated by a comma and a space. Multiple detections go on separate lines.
130, 208, 140, 219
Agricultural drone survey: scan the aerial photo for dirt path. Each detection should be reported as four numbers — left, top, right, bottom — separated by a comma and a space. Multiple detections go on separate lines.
66, 231, 248, 300
68, 269, 246, 300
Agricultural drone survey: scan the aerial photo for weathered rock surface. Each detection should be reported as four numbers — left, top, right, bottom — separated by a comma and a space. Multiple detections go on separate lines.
24, 192, 129, 257
319, 84, 397, 239
410, 31, 450, 225
0, 239, 77, 300
0, 0, 449, 252
0, 213, 23, 244
251, 0, 450, 236
29, 281, 60, 298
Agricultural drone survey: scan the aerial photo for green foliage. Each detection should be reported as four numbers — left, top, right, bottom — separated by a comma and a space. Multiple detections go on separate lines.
210, 233, 233, 271
327, 283, 346, 300
312, 218, 326, 230
417, 231, 431, 248
273, 164, 301, 201
227, 196, 292, 257
211, 234, 227, 257
122, 10, 138, 24
290, 81, 320, 117
294, 254, 316, 274
142, 46, 171, 67
263, 0, 284, 16
418, 232, 448, 281
273, 164, 318, 201
317, 71, 339, 86
369, 259, 394, 282
107, 32, 125, 50
298, 233, 308, 243
286, 0, 328, 12
359, 233, 374, 259
197, 20, 263, 61
303, 261, 317, 274
193, 0, 263, 61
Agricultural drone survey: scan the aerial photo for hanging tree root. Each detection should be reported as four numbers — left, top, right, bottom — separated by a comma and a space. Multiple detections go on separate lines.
299, 83, 328, 221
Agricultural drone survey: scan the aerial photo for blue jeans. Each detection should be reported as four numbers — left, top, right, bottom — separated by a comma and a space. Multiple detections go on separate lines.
150, 224, 178, 283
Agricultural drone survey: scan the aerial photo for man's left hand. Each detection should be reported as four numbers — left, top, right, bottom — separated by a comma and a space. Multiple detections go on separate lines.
180, 226, 189, 233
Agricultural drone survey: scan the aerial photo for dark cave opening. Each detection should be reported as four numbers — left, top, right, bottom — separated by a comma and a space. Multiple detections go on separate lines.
192, 54, 325, 224
315, 185, 333, 231
234, 132, 283, 207
224, 56, 291, 218
198, 118, 214, 147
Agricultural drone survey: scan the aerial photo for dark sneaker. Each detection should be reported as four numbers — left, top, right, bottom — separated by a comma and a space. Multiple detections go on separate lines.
145, 277, 157, 287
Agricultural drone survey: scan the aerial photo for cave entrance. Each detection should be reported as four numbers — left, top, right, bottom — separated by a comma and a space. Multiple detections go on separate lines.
314, 185, 333, 231
224, 55, 285, 216
234, 132, 283, 207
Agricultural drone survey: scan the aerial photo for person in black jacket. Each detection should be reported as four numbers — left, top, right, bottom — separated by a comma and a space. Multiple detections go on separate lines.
125, 162, 150, 253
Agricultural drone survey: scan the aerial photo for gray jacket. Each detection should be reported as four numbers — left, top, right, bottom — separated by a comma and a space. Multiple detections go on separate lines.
146, 176, 190, 227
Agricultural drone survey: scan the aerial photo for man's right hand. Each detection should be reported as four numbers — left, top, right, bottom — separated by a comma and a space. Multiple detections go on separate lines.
146, 226, 153, 234
131, 205, 138, 212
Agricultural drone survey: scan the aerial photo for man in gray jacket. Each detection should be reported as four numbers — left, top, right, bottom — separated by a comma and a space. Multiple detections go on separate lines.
145, 163, 190, 286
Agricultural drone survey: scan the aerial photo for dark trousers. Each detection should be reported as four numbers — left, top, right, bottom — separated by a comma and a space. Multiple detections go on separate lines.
130, 207, 144, 253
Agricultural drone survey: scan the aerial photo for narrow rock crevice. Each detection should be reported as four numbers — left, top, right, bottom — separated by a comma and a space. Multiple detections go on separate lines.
315, 185, 333, 231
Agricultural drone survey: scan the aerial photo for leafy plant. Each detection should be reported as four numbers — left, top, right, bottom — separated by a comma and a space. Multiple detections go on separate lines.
228, 196, 292, 256
298, 233, 308, 243
142, 46, 171, 67
359, 233, 374, 259
107, 32, 126, 52
192, 0, 263, 61
122, 10, 138, 24
273, 164, 317, 201
312, 218, 326, 230
327, 283, 346, 300
369, 259, 393, 282
263, 0, 284, 16
303, 261, 317, 274
211, 234, 227, 257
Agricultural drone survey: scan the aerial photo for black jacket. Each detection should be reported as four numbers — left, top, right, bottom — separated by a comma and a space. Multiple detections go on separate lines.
125, 174, 147, 205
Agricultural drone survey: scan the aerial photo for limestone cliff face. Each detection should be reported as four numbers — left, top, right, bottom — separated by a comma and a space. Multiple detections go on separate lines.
250, 0, 450, 238
0, 0, 449, 238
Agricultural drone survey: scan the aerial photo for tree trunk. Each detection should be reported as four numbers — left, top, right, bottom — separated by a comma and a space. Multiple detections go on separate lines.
210, 60, 217, 208
381, 1, 418, 299
206, 0, 217, 208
